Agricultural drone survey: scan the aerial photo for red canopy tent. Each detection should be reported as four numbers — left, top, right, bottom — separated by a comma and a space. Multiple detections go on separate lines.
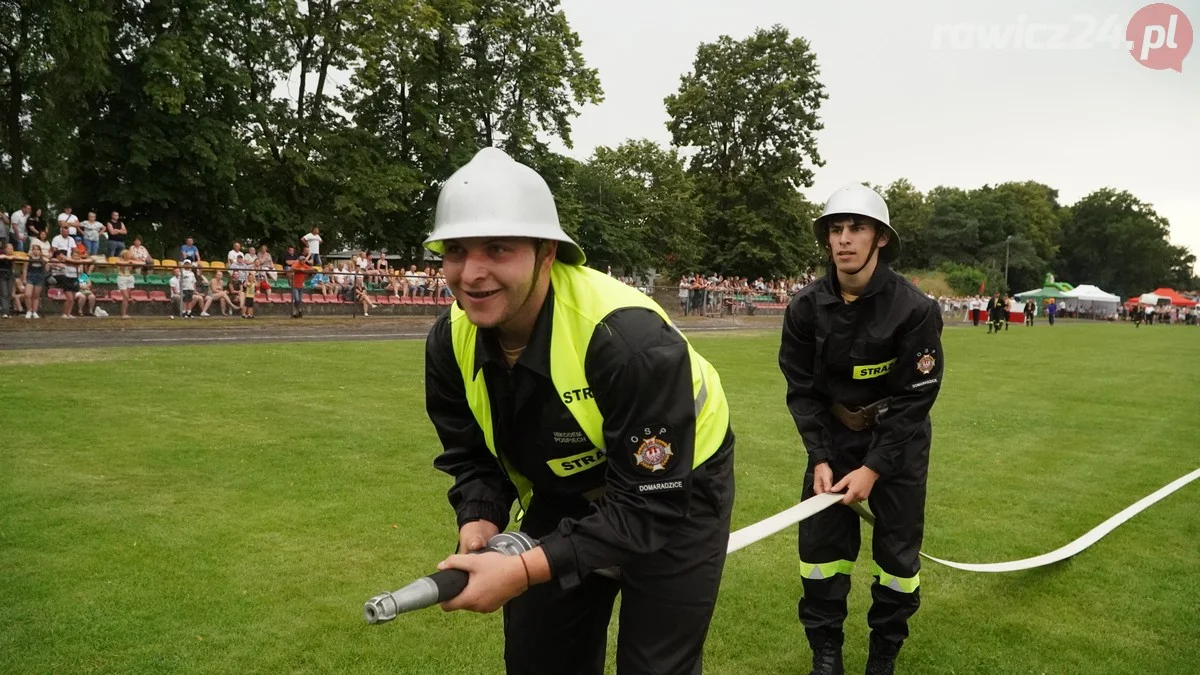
1152, 288, 1197, 307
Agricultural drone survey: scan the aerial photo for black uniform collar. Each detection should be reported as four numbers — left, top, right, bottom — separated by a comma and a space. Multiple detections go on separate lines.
816, 261, 894, 305
472, 284, 555, 379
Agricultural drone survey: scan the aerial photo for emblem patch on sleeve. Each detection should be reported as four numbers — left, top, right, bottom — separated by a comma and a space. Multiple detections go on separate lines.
916, 349, 936, 375
629, 425, 674, 473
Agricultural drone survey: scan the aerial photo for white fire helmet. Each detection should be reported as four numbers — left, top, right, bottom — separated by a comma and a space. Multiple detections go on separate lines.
424, 147, 585, 265
813, 183, 901, 262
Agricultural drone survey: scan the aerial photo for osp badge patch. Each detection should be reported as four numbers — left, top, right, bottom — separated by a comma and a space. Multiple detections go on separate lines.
916, 349, 937, 375
630, 425, 674, 473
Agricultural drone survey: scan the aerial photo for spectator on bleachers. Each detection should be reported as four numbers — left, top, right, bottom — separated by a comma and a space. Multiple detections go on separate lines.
334, 262, 353, 298
75, 270, 98, 316
29, 229, 50, 258
375, 252, 390, 277
313, 264, 336, 300
9, 204, 30, 251
114, 249, 137, 319
403, 264, 419, 297
352, 275, 375, 316
257, 247, 276, 280
128, 238, 153, 279
241, 270, 257, 319
229, 253, 249, 284
178, 260, 199, 318
22, 245, 46, 319
0, 243, 14, 317
51, 223, 74, 255
180, 237, 201, 263
57, 207, 79, 230
12, 274, 25, 315
302, 227, 322, 265
106, 211, 128, 256
25, 209, 45, 251
282, 245, 299, 270
226, 242, 244, 266
80, 212, 104, 256
200, 269, 235, 316
387, 269, 406, 298
49, 249, 81, 318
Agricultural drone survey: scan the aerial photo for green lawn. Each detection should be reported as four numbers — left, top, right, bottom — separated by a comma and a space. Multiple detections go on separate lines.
1, 322, 1198, 674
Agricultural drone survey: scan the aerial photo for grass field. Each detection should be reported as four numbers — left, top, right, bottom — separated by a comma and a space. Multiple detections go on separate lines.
2, 321, 1198, 674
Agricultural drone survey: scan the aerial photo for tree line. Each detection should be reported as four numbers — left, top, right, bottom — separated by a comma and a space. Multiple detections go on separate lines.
2, 1, 1193, 297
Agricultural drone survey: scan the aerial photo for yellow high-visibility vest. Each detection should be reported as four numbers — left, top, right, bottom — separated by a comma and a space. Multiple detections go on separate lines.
449, 262, 730, 517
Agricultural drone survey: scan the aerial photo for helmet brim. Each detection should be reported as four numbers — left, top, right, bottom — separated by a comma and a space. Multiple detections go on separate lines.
424, 223, 586, 266
812, 215, 902, 263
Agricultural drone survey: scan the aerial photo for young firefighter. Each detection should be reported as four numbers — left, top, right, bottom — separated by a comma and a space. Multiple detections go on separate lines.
778, 184, 944, 675
423, 148, 736, 675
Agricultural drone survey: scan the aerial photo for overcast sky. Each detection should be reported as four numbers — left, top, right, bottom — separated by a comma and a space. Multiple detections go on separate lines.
552, 0, 1199, 271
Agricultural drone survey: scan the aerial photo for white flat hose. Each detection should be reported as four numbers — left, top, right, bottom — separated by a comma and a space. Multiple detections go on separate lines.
727, 492, 844, 554
727, 468, 1200, 572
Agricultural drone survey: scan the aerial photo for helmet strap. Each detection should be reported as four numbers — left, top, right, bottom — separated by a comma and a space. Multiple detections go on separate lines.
507, 239, 551, 330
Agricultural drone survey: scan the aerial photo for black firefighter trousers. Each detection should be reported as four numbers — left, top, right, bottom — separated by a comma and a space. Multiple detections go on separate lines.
501, 451, 735, 675
798, 456, 927, 653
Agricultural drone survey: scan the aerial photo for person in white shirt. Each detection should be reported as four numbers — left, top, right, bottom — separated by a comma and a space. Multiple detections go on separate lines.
57, 207, 79, 227
302, 227, 323, 265
178, 260, 199, 317
227, 242, 243, 266
30, 229, 51, 257
9, 205, 30, 251
51, 224, 75, 256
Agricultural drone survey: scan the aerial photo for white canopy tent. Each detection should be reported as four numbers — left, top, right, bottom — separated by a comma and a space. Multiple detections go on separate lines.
1062, 284, 1122, 306
1059, 284, 1122, 318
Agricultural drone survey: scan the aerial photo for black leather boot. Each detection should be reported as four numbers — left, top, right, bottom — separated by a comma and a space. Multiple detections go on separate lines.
808, 632, 844, 675
864, 640, 899, 675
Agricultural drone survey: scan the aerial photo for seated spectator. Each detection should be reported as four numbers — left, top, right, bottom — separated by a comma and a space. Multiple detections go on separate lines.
180, 237, 201, 263
201, 270, 235, 316
12, 274, 26, 315
282, 245, 299, 270
352, 275, 375, 316
75, 270, 98, 316
30, 228, 51, 258
257, 247, 276, 280
228, 254, 250, 284
128, 238, 153, 279
51, 223, 75, 256
310, 264, 335, 300
226, 241, 244, 266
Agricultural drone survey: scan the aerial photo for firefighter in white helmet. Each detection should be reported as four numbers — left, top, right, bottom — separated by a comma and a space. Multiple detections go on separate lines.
423, 147, 737, 674
778, 183, 944, 675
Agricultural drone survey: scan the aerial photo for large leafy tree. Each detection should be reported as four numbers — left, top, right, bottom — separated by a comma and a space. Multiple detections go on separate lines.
0, 0, 109, 206
665, 24, 827, 278
569, 140, 703, 277
1055, 189, 1194, 297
